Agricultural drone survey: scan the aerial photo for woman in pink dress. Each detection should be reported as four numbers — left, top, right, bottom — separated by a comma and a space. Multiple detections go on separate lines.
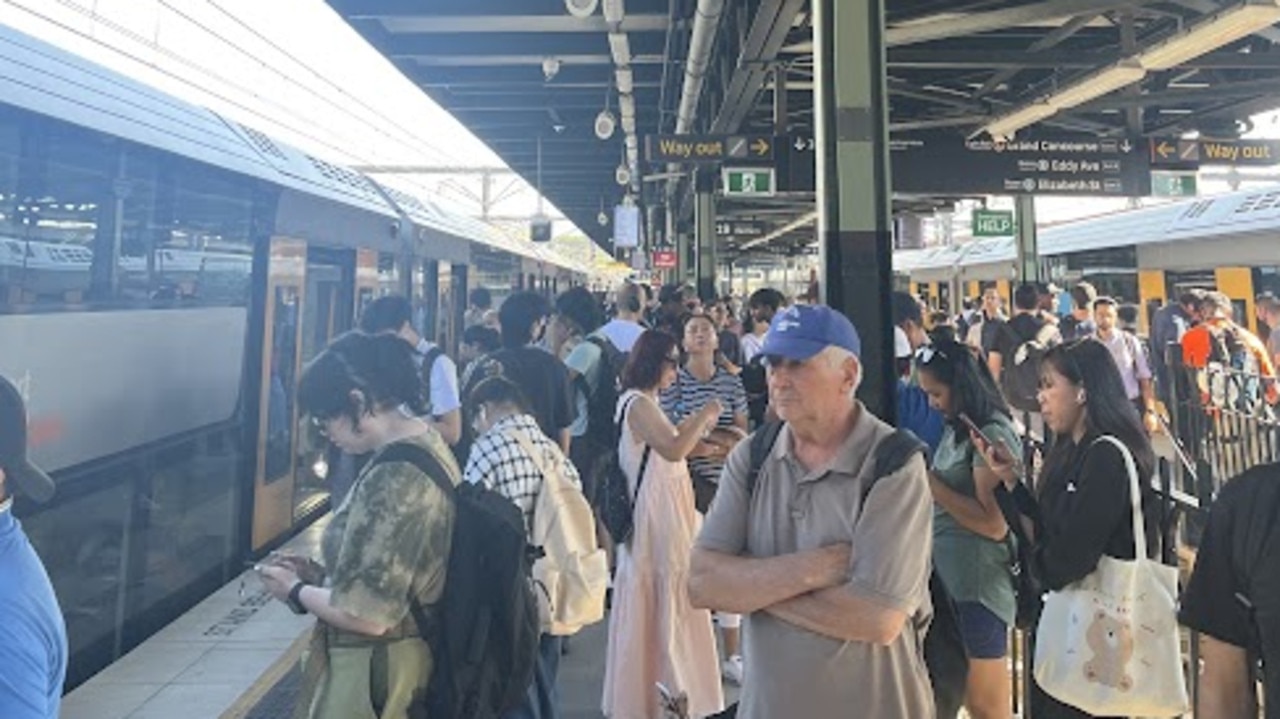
603, 330, 726, 719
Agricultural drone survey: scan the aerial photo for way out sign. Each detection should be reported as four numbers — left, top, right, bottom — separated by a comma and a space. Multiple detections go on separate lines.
722, 167, 775, 197
972, 209, 1015, 237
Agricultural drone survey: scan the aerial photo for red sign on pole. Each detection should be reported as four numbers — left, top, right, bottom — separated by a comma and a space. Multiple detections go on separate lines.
652, 250, 677, 269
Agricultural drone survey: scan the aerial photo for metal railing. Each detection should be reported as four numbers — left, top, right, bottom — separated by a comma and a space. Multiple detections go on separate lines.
998, 347, 1280, 716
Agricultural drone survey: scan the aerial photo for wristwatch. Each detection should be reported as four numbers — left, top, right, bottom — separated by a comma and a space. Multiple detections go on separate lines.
286, 581, 309, 615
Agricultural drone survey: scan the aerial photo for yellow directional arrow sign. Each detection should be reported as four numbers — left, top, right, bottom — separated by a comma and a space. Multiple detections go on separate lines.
751, 137, 771, 157
1152, 140, 1176, 161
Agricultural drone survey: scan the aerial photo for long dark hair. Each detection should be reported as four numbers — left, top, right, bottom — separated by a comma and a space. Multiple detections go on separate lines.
915, 338, 1011, 433
298, 331, 425, 425
1040, 338, 1155, 483
622, 330, 679, 391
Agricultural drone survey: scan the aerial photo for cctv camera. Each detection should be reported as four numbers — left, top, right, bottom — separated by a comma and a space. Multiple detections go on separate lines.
594, 109, 616, 140
542, 57, 561, 82
389, 219, 402, 238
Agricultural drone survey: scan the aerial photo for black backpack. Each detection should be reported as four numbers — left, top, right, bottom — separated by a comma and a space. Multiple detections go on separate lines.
745, 423, 968, 715
580, 335, 626, 452
373, 443, 539, 719
593, 394, 652, 545
1001, 323, 1059, 413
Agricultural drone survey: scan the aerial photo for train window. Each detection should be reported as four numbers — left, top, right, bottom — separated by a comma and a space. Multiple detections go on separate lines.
0, 110, 115, 313
118, 151, 254, 307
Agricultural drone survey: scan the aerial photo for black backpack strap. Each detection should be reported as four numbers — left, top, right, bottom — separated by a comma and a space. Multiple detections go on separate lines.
746, 420, 786, 496
370, 442, 455, 643
373, 442, 455, 499
865, 429, 927, 504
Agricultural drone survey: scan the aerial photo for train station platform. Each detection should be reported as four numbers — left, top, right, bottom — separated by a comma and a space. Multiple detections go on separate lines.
59, 514, 740, 719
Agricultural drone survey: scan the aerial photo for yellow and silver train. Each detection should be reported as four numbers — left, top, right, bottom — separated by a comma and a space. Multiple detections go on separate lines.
896, 189, 1280, 336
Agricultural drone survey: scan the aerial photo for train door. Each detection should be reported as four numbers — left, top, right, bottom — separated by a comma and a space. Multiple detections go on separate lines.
1215, 267, 1255, 332
251, 238, 306, 549
292, 248, 355, 524
251, 239, 356, 549
1137, 270, 1166, 336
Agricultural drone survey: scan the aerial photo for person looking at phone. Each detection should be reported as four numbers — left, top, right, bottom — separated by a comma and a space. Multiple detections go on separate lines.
915, 339, 1020, 719
257, 331, 460, 719
977, 338, 1158, 719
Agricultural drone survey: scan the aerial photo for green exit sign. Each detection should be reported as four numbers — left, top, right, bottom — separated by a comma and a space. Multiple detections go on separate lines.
972, 209, 1015, 237
722, 168, 775, 197
1151, 171, 1198, 198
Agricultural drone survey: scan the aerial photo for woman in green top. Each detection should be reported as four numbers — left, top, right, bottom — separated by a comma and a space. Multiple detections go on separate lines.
916, 339, 1021, 719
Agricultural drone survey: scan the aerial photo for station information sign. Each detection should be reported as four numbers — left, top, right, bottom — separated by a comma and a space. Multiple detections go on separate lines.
1149, 137, 1280, 167
651, 250, 677, 269
645, 134, 773, 164
780, 132, 1152, 196
893, 133, 1151, 196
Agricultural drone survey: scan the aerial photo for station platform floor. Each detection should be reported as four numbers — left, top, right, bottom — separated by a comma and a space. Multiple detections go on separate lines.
60, 516, 740, 719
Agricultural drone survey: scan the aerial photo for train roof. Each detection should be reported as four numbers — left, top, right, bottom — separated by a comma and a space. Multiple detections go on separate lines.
0, 24, 586, 274
897, 184, 1280, 273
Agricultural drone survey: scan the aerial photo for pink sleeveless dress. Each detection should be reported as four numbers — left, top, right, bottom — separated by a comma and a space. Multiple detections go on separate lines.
601, 390, 724, 719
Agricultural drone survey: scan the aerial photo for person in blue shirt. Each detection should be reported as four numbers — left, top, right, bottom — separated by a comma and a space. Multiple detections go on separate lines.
0, 375, 67, 719
892, 292, 945, 457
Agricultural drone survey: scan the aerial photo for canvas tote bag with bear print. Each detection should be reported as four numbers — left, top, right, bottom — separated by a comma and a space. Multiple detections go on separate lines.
1032, 436, 1188, 717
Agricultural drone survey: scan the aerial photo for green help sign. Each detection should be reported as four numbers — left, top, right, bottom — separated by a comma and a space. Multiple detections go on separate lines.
972, 209, 1015, 237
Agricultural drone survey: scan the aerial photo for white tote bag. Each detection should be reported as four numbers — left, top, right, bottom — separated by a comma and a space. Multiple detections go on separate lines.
1033, 436, 1189, 717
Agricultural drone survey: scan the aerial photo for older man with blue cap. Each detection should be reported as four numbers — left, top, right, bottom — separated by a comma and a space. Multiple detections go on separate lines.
0, 375, 67, 718
689, 305, 935, 719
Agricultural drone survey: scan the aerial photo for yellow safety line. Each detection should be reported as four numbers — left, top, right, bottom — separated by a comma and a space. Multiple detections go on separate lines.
218, 630, 312, 719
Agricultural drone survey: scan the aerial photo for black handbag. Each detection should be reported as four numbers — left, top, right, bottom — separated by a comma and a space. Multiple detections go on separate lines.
995, 482, 1044, 630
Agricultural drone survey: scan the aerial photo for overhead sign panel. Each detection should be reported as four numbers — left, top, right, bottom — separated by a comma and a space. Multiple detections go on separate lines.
972, 209, 1015, 237
613, 205, 640, 248
893, 133, 1150, 196
645, 134, 773, 164
722, 168, 775, 197
1150, 137, 1280, 167
651, 249, 677, 269
780, 132, 1151, 196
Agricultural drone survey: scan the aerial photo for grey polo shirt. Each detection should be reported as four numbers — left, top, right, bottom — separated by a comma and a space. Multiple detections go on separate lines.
697, 405, 935, 719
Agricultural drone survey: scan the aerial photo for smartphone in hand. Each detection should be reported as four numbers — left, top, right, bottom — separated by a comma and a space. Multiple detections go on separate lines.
958, 413, 1023, 473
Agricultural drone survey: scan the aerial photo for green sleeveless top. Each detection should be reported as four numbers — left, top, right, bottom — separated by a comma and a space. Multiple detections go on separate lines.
931, 417, 1020, 625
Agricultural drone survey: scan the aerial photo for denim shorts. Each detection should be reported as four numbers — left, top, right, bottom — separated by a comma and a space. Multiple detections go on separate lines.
955, 601, 1008, 659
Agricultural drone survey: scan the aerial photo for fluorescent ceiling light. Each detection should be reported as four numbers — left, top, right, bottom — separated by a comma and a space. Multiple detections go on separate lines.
622, 115, 636, 133
603, 0, 625, 25
615, 67, 634, 94
1139, 0, 1280, 71
983, 102, 1058, 140
741, 212, 818, 251
1048, 62, 1146, 110
608, 33, 631, 65
619, 93, 636, 119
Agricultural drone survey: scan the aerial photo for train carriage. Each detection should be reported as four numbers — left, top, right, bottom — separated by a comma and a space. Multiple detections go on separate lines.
0, 24, 586, 688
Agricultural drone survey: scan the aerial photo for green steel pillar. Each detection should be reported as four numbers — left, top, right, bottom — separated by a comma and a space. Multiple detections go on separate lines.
814, 0, 895, 420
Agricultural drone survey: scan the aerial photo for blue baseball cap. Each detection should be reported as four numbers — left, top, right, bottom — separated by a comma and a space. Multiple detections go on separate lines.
761, 305, 862, 361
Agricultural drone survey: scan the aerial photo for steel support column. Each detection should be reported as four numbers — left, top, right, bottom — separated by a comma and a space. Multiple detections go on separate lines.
1015, 194, 1040, 284
814, 0, 895, 420
695, 170, 718, 300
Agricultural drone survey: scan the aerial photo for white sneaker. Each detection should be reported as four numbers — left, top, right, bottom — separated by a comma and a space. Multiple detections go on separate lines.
721, 655, 744, 686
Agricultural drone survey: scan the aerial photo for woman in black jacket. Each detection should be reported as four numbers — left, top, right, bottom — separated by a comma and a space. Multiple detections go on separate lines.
978, 338, 1158, 719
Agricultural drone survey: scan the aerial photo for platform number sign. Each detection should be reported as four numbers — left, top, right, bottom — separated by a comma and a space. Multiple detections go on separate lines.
972, 209, 1015, 237
722, 168, 775, 197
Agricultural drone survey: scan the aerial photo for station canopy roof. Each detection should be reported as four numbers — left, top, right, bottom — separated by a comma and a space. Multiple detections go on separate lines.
328, 0, 1280, 254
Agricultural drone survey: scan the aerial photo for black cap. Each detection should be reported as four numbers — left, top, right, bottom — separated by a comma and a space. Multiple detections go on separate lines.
0, 376, 56, 503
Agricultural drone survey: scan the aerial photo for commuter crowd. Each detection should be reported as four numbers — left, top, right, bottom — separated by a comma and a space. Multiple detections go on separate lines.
4, 278, 1280, 718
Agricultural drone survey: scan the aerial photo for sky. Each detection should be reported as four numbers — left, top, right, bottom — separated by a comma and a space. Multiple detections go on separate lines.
0, 0, 567, 232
